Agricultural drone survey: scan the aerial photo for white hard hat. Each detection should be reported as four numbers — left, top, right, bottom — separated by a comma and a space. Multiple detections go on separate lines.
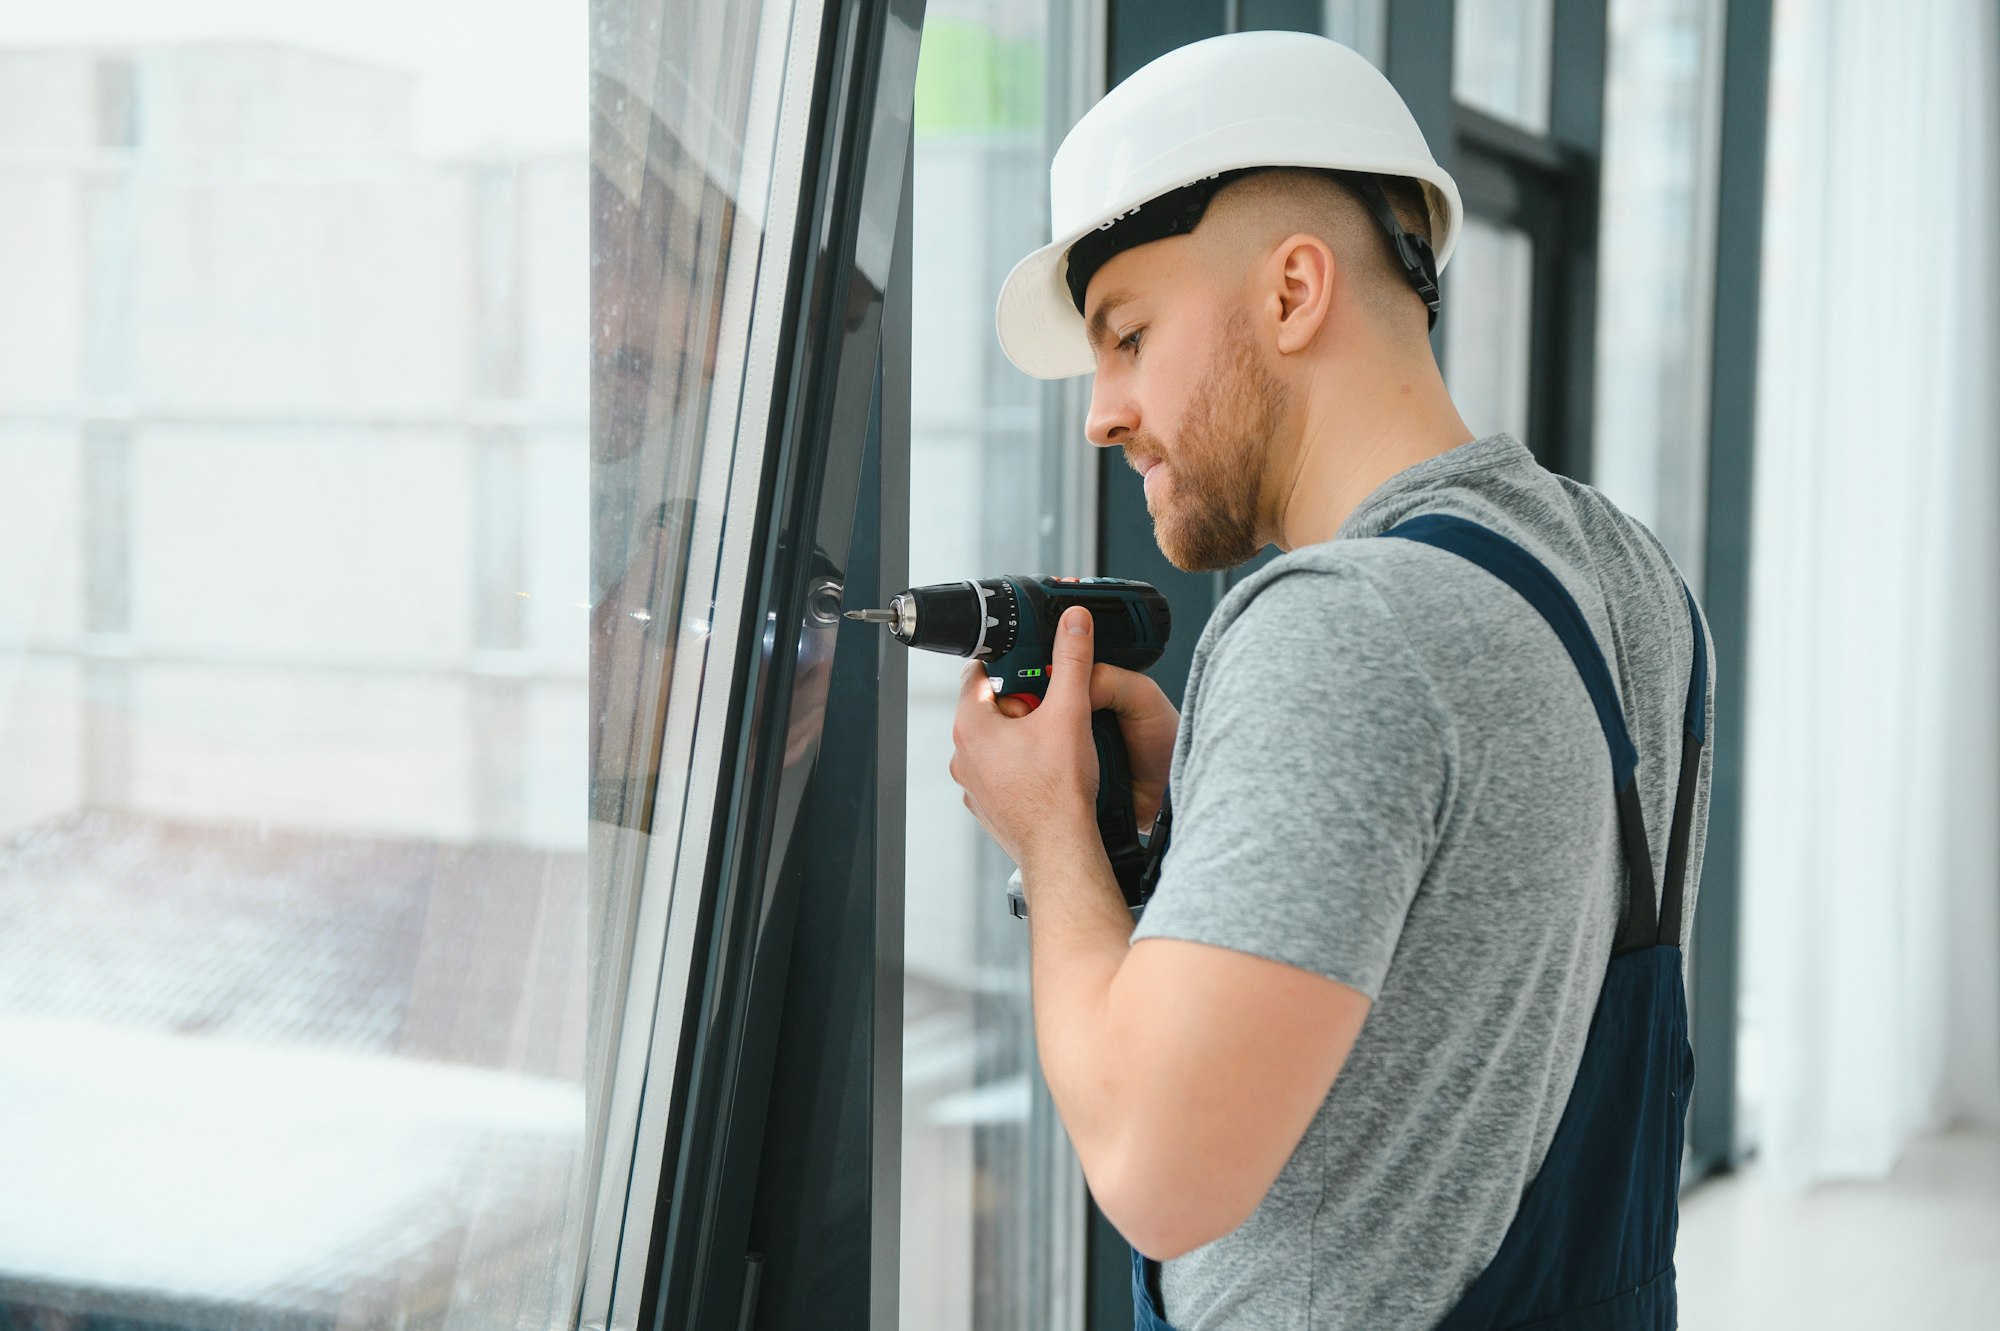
995, 30, 1463, 380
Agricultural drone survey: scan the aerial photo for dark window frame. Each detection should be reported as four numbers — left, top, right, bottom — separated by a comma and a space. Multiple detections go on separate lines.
626, 0, 923, 1328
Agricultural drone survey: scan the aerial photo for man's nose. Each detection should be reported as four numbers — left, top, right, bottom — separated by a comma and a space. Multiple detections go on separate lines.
1084, 372, 1138, 448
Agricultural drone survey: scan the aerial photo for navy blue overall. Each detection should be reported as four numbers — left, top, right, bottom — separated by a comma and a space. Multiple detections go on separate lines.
1131, 515, 1708, 1331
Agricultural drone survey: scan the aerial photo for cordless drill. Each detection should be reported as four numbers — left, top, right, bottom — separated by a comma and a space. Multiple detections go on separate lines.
847, 575, 1173, 913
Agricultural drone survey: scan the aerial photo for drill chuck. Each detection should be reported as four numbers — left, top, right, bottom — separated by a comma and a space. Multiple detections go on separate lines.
867, 581, 1017, 658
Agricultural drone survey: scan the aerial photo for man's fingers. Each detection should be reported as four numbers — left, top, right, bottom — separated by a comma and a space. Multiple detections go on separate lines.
1090, 660, 1168, 719
1049, 607, 1096, 710
1089, 662, 1131, 714
959, 659, 997, 706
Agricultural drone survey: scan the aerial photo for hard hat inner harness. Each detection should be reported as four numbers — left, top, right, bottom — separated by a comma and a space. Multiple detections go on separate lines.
1063, 167, 1443, 330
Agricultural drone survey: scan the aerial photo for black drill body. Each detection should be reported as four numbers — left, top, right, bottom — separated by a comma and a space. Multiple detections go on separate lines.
849, 575, 1173, 912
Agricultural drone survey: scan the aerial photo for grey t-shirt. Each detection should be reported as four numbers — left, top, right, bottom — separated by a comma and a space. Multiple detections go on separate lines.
1128, 433, 1714, 1331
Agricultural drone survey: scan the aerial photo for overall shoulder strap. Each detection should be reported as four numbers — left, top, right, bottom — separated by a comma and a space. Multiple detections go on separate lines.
1382, 513, 1670, 954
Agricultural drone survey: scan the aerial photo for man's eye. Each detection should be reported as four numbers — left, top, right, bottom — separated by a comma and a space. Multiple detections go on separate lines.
1118, 328, 1143, 354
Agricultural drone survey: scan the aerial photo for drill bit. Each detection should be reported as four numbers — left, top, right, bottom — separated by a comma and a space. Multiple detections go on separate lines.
845, 609, 895, 623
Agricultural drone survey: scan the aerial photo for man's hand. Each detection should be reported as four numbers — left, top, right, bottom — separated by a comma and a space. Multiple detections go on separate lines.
950, 606, 1103, 871
1079, 657, 1179, 834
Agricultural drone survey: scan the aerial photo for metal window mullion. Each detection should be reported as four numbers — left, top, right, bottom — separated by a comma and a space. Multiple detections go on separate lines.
1457, 106, 1574, 174
1667, 0, 1735, 598
1688, 0, 1775, 1183
1383, 0, 1457, 374
1050, 0, 1108, 589
869, 133, 914, 1331
613, 0, 833, 1302
577, 0, 830, 1326
1449, 1, 1605, 481
1545, 0, 1606, 484
638, 0, 926, 1324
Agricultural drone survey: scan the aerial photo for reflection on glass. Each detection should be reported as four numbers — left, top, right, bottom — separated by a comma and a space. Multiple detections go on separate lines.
1444, 215, 1536, 445
0, 8, 592, 1328
1589, 0, 1722, 587
1453, 0, 1555, 132
903, 2, 1077, 1328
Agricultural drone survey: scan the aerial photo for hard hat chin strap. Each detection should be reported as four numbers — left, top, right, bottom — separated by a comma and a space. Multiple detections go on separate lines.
1321, 169, 1443, 331
1063, 167, 1442, 331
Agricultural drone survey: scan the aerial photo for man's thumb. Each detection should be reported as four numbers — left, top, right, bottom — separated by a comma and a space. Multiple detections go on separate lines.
1052, 606, 1095, 702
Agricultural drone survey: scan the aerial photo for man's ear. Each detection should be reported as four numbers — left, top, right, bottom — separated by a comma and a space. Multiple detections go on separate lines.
1269, 232, 1336, 356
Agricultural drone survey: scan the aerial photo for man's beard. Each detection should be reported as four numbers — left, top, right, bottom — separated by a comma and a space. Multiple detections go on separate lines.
1132, 311, 1288, 572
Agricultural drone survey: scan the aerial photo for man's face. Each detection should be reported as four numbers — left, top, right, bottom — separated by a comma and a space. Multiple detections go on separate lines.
1081, 239, 1289, 572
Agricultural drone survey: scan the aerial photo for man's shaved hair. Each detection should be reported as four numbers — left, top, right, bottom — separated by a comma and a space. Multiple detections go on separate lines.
1192, 167, 1435, 338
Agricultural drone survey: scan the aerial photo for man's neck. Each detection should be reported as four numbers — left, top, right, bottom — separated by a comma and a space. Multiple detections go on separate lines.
1267, 352, 1473, 552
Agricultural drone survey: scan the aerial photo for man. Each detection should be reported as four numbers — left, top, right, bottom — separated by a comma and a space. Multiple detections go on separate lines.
947, 31, 1714, 1331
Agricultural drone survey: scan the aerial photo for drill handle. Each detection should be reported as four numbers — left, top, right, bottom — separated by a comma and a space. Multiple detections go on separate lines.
1003, 709, 1164, 919
1091, 709, 1156, 909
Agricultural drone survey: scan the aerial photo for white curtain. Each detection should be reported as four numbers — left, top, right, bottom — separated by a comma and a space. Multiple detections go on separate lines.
1743, 0, 2000, 1184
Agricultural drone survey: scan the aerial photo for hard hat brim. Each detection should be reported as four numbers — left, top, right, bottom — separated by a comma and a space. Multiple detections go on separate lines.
995, 235, 1097, 381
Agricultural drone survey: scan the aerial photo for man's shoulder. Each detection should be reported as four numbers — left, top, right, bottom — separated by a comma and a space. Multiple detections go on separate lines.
1191, 547, 1402, 688
1205, 531, 1509, 653
1222, 535, 1448, 613
1183, 544, 1457, 736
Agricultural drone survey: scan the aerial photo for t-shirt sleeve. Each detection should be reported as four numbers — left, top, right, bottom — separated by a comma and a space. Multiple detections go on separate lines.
1129, 565, 1454, 999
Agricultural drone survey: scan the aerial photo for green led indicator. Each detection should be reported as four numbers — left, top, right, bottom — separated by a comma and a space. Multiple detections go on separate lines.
1018, 668, 1043, 678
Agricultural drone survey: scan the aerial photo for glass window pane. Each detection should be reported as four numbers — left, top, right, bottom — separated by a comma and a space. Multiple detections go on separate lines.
1239, 0, 1322, 35
0, 8, 596, 1328
1444, 215, 1536, 446
1453, 0, 1555, 132
584, 0, 827, 1322
1320, 0, 1388, 67
1589, 0, 1724, 589
904, 2, 1082, 1328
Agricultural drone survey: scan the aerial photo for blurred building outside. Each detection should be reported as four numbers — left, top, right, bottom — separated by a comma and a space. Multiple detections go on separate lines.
0, 37, 593, 1328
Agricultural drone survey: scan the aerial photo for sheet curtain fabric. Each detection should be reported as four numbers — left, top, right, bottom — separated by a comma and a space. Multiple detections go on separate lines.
1743, 0, 2000, 1183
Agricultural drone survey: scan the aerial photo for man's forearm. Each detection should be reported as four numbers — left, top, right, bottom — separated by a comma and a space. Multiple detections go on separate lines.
1019, 828, 1141, 1194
